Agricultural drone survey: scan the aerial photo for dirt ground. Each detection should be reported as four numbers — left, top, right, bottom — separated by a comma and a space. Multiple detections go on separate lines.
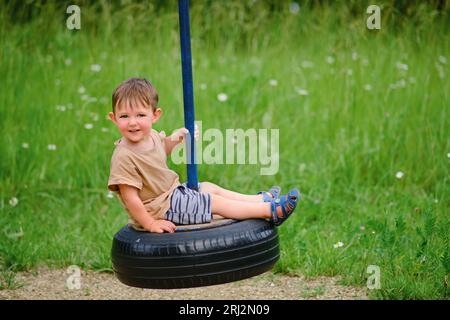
0, 268, 368, 300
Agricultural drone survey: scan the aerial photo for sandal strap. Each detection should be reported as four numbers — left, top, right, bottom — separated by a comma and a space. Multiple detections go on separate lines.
271, 198, 288, 226
270, 200, 279, 225
258, 186, 281, 202
270, 189, 300, 226
269, 186, 281, 198
258, 191, 272, 202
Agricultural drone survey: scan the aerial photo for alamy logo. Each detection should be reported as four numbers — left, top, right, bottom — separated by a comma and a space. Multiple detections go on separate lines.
170, 121, 279, 176
66, 265, 81, 290
66, 5, 81, 30
366, 5, 381, 30
366, 265, 381, 289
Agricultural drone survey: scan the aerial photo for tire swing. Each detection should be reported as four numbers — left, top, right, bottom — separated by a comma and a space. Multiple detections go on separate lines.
111, 0, 280, 289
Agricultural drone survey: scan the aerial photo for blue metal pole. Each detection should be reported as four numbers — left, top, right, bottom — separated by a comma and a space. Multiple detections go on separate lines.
178, 0, 198, 190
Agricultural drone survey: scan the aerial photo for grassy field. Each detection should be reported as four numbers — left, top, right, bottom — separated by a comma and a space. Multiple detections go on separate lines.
0, 1, 449, 299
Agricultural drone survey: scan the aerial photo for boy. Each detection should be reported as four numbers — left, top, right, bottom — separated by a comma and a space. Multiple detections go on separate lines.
108, 78, 299, 233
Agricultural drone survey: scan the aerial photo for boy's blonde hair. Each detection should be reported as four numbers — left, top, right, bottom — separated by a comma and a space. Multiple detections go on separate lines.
112, 78, 159, 113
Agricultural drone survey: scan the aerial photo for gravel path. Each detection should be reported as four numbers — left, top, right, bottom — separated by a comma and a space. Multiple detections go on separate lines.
0, 268, 368, 300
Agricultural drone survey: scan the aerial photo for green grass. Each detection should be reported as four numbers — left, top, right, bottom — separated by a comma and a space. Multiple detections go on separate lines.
0, 1, 449, 299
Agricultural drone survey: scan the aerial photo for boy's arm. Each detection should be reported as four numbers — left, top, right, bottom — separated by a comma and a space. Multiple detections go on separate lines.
163, 129, 187, 156
118, 184, 176, 233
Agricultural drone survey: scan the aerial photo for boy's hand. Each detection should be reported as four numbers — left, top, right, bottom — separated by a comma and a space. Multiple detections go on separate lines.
170, 124, 199, 143
147, 219, 176, 233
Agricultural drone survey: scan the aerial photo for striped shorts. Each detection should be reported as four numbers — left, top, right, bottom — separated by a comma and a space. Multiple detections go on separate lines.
164, 182, 212, 225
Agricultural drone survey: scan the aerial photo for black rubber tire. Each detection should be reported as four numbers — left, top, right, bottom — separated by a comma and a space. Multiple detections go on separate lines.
111, 219, 279, 289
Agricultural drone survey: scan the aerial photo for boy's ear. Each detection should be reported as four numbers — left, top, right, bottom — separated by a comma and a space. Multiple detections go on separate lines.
152, 108, 163, 123
108, 112, 117, 124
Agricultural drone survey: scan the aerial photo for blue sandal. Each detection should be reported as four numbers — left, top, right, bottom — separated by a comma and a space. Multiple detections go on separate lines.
258, 186, 281, 202
270, 188, 299, 226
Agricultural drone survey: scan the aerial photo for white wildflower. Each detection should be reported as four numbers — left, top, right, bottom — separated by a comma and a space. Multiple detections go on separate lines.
395, 171, 404, 179
301, 60, 314, 68
9, 197, 19, 207
101, 127, 109, 133
107, 191, 114, 199
436, 63, 445, 79
352, 52, 358, 61
333, 241, 344, 249
78, 86, 86, 94
396, 62, 408, 71
65, 58, 72, 66
90, 64, 101, 72
326, 56, 335, 64
346, 69, 353, 76
298, 163, 306, 172
90, 113, 99, 121
56, 105, 66, 112
397, 79, 406, 88
48, 144, 57, 151
296, 88, 309, 96
269, 79, 278, 86
22, 143, 29, 149
364, 84, 373, 91
447, 152, 450, 158
84, 123, 94, 130
217, 93, 228, 102
200, 83, 207, 90
438, 56, 447, 64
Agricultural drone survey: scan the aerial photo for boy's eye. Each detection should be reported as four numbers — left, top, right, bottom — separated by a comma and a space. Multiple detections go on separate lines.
119, 115, 128, 118
138, 114, 146, 117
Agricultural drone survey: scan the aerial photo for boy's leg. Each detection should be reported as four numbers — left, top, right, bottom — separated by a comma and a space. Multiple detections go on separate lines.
200, 181, 264, 202
210, 194, 272, 220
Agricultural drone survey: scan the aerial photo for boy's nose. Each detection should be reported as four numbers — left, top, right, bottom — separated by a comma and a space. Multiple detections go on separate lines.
128, 117, 137, 125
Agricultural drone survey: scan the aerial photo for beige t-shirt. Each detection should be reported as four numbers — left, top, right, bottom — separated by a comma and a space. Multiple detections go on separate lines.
108, 129, 180, 230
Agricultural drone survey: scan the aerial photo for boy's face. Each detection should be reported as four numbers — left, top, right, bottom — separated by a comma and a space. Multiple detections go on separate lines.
109, 100, 162, 144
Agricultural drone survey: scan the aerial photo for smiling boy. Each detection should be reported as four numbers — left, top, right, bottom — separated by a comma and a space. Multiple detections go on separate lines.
107, 78, 300, 233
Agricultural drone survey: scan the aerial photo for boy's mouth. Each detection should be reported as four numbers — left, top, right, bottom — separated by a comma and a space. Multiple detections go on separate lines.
129, 129, 140, 133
